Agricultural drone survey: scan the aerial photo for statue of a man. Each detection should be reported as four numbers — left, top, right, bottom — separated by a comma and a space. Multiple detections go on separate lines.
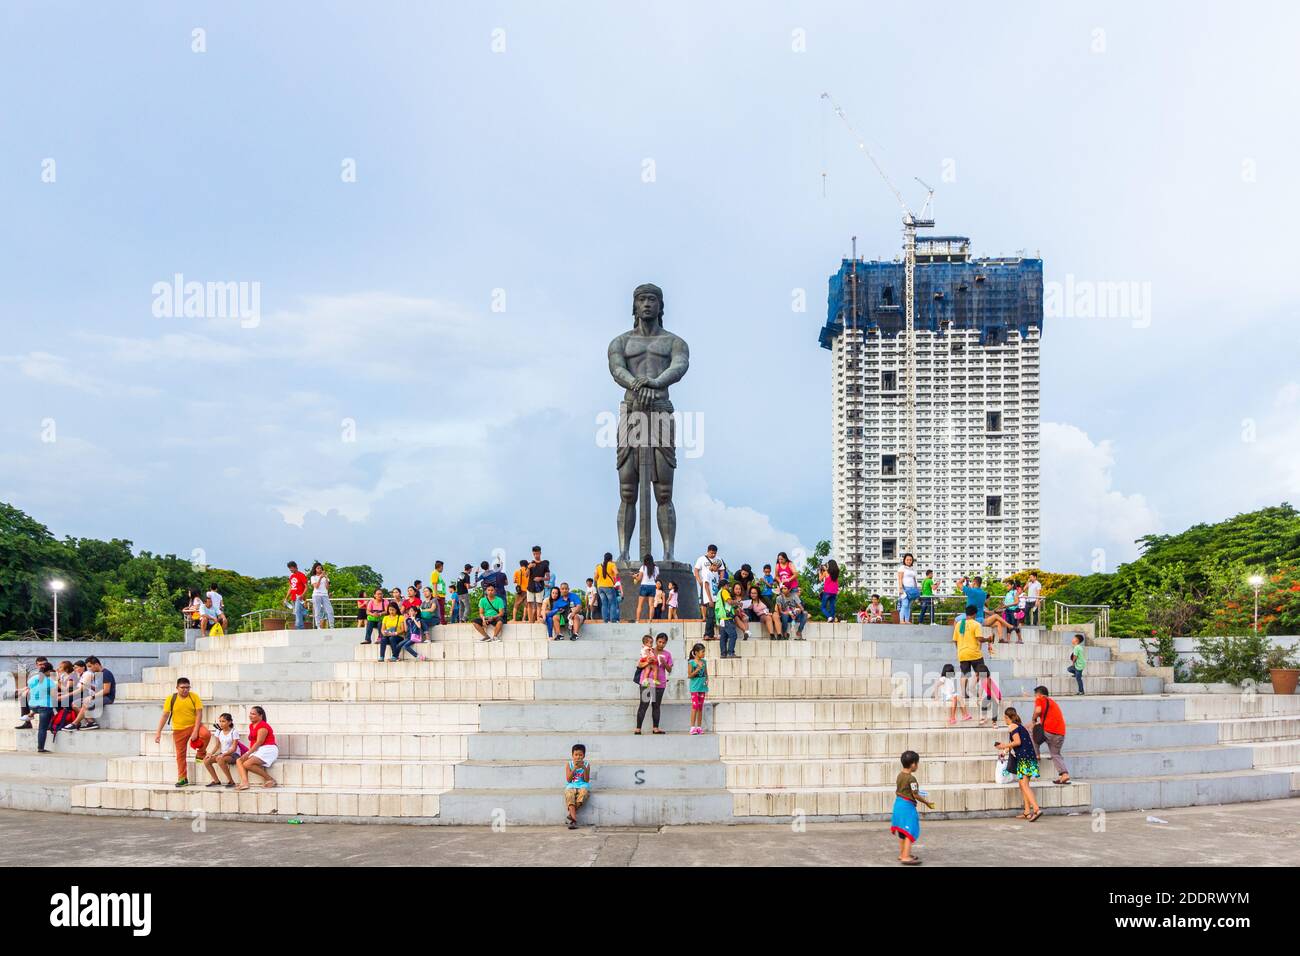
607, 283, 690, 562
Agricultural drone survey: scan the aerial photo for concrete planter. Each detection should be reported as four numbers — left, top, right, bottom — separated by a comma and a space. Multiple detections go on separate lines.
260, 617, 287, 632
1269, 668, 1300, 695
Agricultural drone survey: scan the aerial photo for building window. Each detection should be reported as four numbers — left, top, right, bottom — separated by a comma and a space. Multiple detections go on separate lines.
882, 538, 897, 560
987, 327, 1005, 346
986, 496, 1002, 518
986, 411, 1003, 432
881, 455, 897, 476
881, 370, 897, 391
951, 342, 964, 355
882, 285, 894, 306
846, 427, 863, 438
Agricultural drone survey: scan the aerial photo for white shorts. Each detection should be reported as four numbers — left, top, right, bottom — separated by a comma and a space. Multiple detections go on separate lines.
245, 744, 279, 768
527, 590, 546, 604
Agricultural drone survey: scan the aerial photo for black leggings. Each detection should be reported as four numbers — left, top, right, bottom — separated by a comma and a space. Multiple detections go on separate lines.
636, 685, 666, 730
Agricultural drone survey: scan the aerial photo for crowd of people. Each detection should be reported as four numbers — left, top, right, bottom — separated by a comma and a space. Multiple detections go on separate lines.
14, 655, 116, 751
19, 545, 1077, 842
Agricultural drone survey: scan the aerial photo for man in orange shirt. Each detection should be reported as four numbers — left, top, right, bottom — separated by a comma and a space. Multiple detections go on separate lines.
1032, 685, 1071, 785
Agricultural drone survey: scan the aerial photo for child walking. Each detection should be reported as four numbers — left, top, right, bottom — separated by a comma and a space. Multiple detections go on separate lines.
891, 750, 935, 865
564, 743, 592, 829
995, 707, 1042, 821
687, 642, 708, 735
1068, 634, 1087, 694
933, 663, 970, 724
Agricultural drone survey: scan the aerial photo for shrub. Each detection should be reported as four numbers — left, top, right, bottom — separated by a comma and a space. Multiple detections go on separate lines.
1187, 633, 1271, 686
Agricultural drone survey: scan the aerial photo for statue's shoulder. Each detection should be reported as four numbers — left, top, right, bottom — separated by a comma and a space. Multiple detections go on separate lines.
608, 329, 634, 351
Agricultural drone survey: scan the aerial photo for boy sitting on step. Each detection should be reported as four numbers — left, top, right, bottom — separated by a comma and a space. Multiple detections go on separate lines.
564, 743, 592, 829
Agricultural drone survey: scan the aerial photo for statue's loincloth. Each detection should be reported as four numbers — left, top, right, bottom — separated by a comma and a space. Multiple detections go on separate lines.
616, 399, 678, 480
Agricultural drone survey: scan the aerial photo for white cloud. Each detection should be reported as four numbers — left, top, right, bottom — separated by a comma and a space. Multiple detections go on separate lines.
1040, 422, 1159, 573
0, 351, 159, 397
674, 471, 807, 566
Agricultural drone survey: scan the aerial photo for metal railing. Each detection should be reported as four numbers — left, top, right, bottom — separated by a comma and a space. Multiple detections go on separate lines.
1053, 601, 1110, 640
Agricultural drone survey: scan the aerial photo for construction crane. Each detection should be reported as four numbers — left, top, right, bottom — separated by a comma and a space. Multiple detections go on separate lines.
821, 91, 934, 561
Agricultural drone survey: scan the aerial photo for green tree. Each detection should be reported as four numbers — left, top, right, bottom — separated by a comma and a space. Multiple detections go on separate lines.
101, 568, 184, 643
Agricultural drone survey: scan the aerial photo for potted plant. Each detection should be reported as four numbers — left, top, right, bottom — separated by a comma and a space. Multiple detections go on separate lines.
1266, 643, 1300, 695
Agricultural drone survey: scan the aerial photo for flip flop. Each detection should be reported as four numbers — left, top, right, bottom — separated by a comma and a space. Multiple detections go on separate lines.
900, 858, 922, 866
1027, 809, 1043, 822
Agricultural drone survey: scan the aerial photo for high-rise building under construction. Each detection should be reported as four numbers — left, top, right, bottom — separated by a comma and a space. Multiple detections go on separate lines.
819, 235, 1043, 595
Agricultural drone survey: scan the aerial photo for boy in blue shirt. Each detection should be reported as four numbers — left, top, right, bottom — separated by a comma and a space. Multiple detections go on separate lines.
564, 743, 591, 829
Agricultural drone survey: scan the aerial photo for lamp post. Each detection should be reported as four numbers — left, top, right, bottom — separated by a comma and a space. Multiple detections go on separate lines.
49, 579, 66, 642
1248, 575, 1264, 634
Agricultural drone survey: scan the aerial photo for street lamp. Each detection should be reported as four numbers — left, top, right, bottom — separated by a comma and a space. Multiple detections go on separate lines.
1248, 575, 1264, 634
49, 579, 65, 642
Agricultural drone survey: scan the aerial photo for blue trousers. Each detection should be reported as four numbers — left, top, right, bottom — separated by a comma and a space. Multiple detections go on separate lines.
598, 587, 619, 623
720, 619, 738, 657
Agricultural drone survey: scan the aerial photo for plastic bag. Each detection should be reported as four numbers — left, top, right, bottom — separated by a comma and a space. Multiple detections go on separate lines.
995, 751, 1016, 785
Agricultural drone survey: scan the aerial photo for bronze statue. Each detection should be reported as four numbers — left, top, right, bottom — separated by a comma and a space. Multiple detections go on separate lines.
607, 283, 690, 562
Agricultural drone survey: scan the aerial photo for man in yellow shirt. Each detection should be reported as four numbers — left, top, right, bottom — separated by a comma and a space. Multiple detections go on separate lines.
952, 603, 990, 701
153, 678, 210, 788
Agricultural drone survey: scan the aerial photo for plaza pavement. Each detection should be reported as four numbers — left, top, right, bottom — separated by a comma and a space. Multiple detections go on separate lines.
0, 798, 1296, 867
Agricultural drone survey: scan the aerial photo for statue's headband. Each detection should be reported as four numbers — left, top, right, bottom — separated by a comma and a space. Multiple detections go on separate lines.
632, 283, 664, 307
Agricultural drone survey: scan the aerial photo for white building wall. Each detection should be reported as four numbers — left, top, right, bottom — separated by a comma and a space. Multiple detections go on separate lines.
832, 325, 1041, 595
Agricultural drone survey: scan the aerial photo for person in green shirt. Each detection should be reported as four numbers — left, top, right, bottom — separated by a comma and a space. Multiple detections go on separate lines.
474, 583, 506, 641
1068, 634, 1086, 694
717, 590, 738, 659
919, 570, 936, 624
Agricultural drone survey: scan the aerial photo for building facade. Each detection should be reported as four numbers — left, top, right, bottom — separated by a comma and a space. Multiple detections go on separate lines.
819, 236, 1042, 595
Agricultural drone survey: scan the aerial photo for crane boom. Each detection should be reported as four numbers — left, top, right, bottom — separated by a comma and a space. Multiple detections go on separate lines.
822, 91, 934, 561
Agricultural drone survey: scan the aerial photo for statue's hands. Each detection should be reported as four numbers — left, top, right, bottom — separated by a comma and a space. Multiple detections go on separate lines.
636, 385, 656, 405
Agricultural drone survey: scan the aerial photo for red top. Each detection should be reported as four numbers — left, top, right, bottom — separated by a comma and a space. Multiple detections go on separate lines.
288, 571, 308, 599
402, 597, 420, 611
249, 720, 276, 747
1036, 696, 1066, 736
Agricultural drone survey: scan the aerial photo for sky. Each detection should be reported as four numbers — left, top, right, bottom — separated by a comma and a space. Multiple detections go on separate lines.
2, 1, 1298, 588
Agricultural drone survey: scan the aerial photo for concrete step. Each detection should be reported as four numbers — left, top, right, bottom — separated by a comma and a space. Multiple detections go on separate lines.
116, 681, 316, 702
466, 731, 720, 762
107, 755, 458, 789
730, 779, 1091, 818
723, 745, 1256, 789
0, 750, 108, 780
312, 678, 537, 701
434, 787, 735, 825
452, 759, 725, 790
478, 701, 705, 733
337, 659, 545, 680
174, 643, 358, 665
8, 727, 141, 756
0, 774, 75, 811
144, 663, 342, 682
72, 782, 442, 819
1182, 695, 1300, 719
1087, 768, 1295, 811
860, 624, 1051, 643
1245, 740, 1300, 767
871, 640, 1110, 662
136, 731, 469, 761
1217, 715, 1300, 743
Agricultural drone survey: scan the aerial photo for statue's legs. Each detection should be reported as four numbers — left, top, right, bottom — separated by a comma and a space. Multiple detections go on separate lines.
653, 445, 676, 562
617, 447, 639, 563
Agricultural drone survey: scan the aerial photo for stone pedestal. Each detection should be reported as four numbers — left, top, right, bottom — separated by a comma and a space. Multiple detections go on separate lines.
617, 560, 699, 624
